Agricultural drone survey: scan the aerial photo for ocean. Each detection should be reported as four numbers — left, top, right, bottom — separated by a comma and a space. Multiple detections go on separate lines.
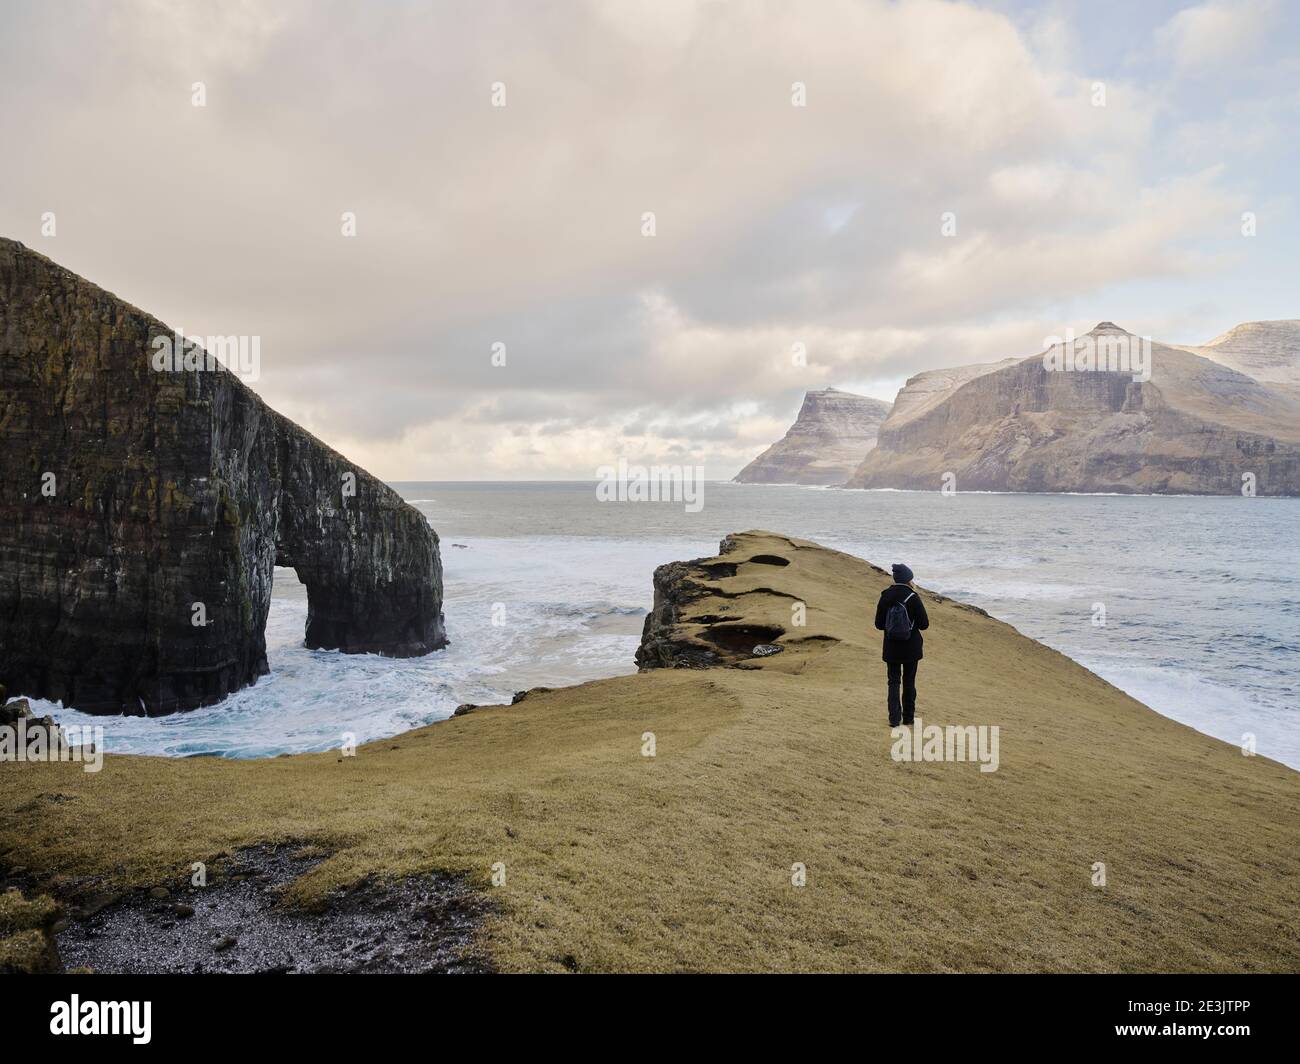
40, 482, 1300, 769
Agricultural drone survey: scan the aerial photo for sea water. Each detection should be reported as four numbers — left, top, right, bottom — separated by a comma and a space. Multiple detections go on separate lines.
38, 482, 1300, 768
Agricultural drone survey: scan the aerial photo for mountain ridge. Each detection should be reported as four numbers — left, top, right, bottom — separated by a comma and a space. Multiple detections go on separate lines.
844, 321, 1300, 495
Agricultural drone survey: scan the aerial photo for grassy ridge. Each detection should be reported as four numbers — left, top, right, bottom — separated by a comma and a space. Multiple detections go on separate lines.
1, 531, 1296, 972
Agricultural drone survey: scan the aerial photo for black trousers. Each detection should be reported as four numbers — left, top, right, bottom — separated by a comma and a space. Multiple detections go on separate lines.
886, 660, 919, 726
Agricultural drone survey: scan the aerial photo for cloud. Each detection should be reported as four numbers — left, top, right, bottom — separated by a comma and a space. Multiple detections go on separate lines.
0, 0, 1285, 478
1157, 1, 1278, 70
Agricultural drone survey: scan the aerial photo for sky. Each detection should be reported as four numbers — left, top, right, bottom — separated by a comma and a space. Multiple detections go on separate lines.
1, 0, 1296, 479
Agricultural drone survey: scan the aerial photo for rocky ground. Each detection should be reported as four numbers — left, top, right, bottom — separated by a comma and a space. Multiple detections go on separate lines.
53, 843, 491, 974
2, 843, 491, 974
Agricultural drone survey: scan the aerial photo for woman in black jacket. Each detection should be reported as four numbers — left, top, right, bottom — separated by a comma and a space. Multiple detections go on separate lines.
873, 563, 929, 727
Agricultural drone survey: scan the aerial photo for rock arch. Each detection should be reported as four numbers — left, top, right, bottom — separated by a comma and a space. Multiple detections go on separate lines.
0, 239, 445, 716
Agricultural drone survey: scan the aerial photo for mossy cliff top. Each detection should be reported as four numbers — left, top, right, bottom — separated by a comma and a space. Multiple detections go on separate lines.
1, 532, 1296, 972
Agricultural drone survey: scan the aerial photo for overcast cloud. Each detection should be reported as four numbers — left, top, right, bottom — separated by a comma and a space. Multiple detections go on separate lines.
2, 0, 1296, 478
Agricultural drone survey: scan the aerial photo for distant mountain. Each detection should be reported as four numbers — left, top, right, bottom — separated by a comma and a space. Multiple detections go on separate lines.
1189, 320, 1300, 393
875, 356, 1020, 430
734, 388, 892, 485
846, 322, 1300, 496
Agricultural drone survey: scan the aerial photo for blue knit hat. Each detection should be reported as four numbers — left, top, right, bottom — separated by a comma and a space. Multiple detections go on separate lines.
891, 563, 914, 584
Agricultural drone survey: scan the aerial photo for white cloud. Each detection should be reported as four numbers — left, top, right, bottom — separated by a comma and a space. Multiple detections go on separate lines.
0, 0, 1283, 479
1157, 1, 1277, 70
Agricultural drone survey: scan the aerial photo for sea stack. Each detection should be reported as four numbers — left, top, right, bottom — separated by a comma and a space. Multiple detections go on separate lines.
0, 238, 446, 716
734, 388, 891, 485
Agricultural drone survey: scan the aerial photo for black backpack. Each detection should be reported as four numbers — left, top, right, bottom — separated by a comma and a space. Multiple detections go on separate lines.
884, 591, 915, 641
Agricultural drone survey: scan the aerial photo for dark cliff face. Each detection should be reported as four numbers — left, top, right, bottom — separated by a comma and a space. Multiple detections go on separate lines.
0, 239, 445, 715
634, 559, 727, 670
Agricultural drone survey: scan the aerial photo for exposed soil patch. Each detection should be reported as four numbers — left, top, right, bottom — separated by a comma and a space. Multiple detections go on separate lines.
707, 586, 800, 602
696, 562, 738, 578
701, 624, 786, 655
54, 843, 493, 974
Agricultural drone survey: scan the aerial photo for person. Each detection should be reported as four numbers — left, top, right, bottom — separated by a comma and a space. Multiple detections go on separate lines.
874, 563, 929, 728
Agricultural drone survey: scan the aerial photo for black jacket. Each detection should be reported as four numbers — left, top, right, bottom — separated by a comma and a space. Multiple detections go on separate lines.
874, 582, 929, 663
